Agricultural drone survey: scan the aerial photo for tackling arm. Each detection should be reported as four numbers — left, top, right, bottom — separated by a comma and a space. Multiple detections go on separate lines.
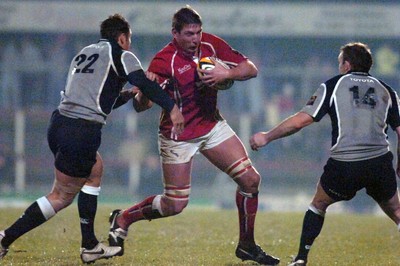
128, 69, 184, 135
132, 90, 153, 112
250, 111, 314, 151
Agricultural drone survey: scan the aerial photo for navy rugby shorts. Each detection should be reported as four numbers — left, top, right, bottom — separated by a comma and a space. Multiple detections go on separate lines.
320, 152, 397, 203
47, 110, 102, 178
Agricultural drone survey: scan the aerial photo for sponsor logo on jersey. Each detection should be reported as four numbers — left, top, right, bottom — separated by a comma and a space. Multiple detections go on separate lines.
306, 95, 317, 105
350, 78, 374, 83
178, 64, 191, 74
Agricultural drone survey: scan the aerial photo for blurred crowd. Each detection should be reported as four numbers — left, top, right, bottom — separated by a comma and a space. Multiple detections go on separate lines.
0, 32, 399, 199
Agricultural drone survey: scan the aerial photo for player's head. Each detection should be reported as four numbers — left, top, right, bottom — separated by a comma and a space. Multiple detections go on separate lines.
338, 42, 373, 74
172, 6, 203, 56
100, 14, 132, 50
172, 5, 202, 33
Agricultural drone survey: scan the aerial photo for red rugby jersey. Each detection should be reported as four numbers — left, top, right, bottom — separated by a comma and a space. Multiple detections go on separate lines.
148, 32, 247, 141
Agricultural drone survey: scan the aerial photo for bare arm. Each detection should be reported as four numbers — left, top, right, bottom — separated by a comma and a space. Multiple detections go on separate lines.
227, 59, 258, 81
132, 71, 157, 112
250, 112, 314, 151
198, 59, 258, 86
132, 89, 153, 112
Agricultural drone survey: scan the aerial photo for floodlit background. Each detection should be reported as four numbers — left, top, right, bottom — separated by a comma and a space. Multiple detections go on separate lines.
0, 0, 399, 213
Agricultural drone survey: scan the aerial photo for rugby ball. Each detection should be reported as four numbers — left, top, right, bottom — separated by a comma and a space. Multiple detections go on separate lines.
197, 57, 234, 90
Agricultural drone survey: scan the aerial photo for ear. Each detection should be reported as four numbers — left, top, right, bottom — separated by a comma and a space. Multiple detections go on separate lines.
344, 60, 352, 72
117, 33, 125, 47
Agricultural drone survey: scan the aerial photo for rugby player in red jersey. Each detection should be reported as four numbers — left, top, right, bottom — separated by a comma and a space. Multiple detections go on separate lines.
108, 5, 280, 265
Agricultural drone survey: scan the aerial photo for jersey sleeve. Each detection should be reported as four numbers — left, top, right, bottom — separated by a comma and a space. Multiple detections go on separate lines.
127, 70, 174, 113
147, 56, 170, 85
385, 85, 400, 130
120, 51, 143, 75
300, 83, 329, 122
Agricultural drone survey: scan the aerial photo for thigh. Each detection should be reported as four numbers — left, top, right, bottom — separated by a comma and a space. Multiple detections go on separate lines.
201, 134, 248, 171
201, 120, 235, 151
378, 189, 400, 224
158, 133, 199, 164
320, 158, 360, 201
162, 159, 193, 187
85, 152, 103, 187
365, 152, 397, 202
49, 112, 102, 178
200, 121, 245, 171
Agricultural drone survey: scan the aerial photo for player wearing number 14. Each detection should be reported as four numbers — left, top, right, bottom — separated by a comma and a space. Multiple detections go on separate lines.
250, 42, 400, 265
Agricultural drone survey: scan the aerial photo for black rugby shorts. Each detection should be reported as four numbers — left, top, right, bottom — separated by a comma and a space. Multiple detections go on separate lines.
47, 110, 102, 178
320, 152, 397, 203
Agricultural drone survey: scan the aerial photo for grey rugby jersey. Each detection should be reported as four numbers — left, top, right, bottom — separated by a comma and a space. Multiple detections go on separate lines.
301, 72, 400, 161
58, 39, 143, 124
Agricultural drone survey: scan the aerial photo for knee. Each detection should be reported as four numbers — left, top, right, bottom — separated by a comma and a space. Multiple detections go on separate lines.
47, 190, 76, 211
237, 170, 261, 193
161, 198, 189, 216
161, 185, 190, 216
226, 157, 260, 193
308, 203, 326, 216
311, 199, 331, 213
49, 177, 83, 211
85, 175, 102, 187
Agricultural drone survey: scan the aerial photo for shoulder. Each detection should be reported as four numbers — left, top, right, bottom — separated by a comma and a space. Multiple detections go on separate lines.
202, 32, 225, 42
149, 43, 176, 69
201, 32, 229, 48
376, 78, 394, 91
121, 50, 140, 62
321, 74, 346, 91
325, 74, 344, 85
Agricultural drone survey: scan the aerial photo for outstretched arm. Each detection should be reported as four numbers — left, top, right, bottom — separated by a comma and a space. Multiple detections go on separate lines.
132, 89, 153, 112
128, 69, 184, 135
250, 111, 314, 151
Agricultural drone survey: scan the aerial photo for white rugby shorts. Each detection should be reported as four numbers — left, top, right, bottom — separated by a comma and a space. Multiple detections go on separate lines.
158, 120, 236, 164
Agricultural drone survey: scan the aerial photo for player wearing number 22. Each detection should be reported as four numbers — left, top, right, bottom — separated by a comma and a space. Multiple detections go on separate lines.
107, 5, 280, 266
0, 14, 184, 264
251, 42, 400, 266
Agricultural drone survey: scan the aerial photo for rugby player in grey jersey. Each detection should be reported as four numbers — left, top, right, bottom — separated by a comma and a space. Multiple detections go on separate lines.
0, 14, 184, 264
250, 42, 400, 266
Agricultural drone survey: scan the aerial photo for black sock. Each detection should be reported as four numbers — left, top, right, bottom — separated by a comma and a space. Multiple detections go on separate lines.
296, 209, 324, 261
78, 191, 99, 249
2, 202, 47, 247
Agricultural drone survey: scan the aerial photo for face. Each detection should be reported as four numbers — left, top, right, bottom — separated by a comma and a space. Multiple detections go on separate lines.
338, 52, 350, 74
173, 24, 202, 56
118, 29, 132, 50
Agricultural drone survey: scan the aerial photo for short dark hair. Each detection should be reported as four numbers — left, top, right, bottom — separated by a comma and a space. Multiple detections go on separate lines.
172, 5, 202, 33
100, 14, 130, 41
340, 42, 373, 72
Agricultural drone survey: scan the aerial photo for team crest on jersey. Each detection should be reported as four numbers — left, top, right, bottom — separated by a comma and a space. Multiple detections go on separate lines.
306, 96, 317, 105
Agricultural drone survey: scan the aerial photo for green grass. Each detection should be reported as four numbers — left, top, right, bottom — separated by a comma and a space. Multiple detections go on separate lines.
0, 205, 399, 265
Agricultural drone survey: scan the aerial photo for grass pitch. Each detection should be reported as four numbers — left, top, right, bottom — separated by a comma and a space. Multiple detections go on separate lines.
0, 205, 399, 265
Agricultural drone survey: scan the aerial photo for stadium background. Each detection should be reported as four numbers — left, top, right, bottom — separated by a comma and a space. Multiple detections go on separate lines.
0, 0, 399, 213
